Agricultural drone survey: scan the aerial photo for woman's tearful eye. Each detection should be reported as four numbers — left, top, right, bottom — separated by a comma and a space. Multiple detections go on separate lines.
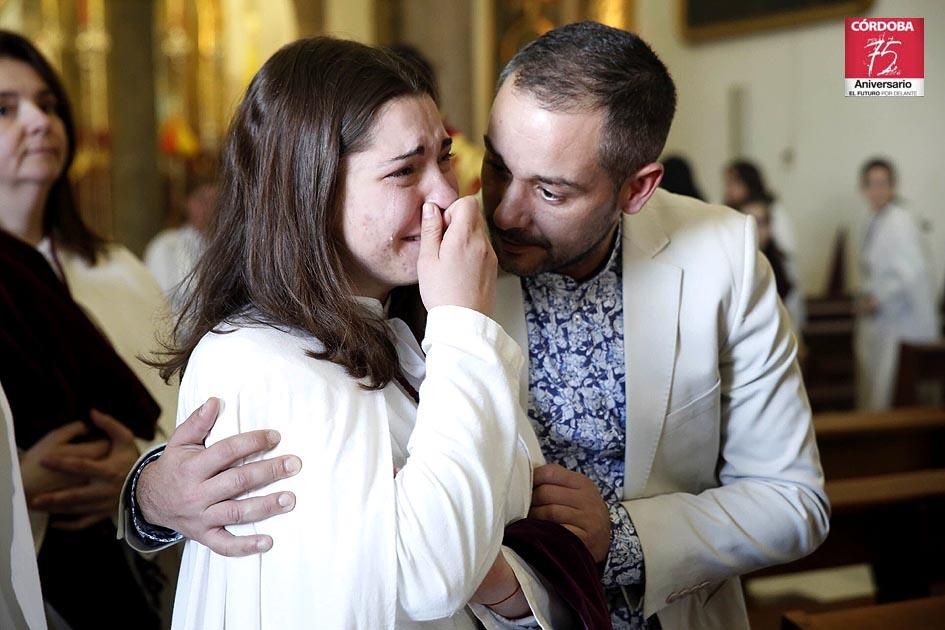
386, 166, 415, 179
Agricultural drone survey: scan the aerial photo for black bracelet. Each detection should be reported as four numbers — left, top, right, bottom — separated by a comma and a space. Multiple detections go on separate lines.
128, 447, 184, 546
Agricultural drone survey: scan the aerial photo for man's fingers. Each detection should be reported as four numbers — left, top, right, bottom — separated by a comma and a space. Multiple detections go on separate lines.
529, 505, 590, 545
201, 456, 302, 505
532, 463, 585, 489
528, 503, 584, 525
201, 527, 274, 557
530, 483, 582, 509
168, 398, 221, 448
202, 492, 296, 530
41, 455, 111, 478
419, 202, 443, 262
190, 429, 284, 480
89, 409, 135, 444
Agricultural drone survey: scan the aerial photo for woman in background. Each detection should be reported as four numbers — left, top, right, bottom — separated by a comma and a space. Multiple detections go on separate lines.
0, 30, 175, 628
724, 159, 798, 257
660, 154, 704, 200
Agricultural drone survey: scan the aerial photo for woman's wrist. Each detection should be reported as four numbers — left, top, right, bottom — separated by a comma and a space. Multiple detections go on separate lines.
486, 582, 529, 619
472, 552, 531, 619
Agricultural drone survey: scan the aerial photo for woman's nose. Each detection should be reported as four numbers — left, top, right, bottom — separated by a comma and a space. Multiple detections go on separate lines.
22, 100, 52, 133
424, 166, 459, 211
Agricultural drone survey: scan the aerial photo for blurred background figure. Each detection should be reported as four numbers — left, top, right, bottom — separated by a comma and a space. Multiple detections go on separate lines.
737, 196, 806, 338
660, 154, 704, 200
144, 178, 217, 311
386, 43, 483, 196
854, 158, 940, 410
723, 159, 798, 259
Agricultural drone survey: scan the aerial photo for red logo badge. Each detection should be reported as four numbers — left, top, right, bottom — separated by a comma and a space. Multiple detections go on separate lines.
845, 18, 924, 97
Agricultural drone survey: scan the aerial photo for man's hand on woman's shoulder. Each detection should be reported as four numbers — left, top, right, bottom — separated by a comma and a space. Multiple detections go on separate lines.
137, 398, 303, 556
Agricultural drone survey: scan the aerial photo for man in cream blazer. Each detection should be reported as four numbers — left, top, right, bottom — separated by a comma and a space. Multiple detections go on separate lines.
493, 189, 829, 628
478, 23, 828, 628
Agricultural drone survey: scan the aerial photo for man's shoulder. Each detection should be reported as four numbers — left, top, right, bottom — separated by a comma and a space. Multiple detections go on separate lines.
628, 189, 749, 265
884, 204, 923, 231
644, 189, 745, 237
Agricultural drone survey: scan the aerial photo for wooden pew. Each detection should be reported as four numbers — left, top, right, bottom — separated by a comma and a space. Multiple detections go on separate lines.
781, 595, 945, 629
748, 408, 945, 601
803, 297, 856, 412
894, 341, 945, 407
828, 468, 945, 512
815, 407, 945, 479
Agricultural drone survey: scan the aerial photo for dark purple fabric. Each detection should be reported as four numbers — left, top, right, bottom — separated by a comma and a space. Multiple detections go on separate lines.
504, 517, 613, 629
0, 229, 159, 447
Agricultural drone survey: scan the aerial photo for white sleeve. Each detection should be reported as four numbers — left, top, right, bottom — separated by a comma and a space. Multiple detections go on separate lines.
395, 305, 532, 620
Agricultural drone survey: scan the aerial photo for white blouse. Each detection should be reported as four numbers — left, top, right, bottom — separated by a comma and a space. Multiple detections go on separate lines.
171, 303, 560, 629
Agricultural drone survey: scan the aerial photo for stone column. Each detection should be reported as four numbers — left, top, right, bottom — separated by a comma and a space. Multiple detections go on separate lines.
106, 0, 163, 256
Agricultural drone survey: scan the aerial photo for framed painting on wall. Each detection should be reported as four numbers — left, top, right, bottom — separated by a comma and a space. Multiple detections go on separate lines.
681, 0, 874, 42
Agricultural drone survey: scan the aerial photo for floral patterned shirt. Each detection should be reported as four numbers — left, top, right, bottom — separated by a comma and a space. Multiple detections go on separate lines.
523, 232, 656, 629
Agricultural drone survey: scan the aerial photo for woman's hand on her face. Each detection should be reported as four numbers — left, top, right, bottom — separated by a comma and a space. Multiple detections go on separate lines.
31, 409, 141, 530
417, 196, 497, 316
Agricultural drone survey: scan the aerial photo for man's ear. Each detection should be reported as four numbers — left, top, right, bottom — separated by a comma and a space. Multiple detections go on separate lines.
617, 162, 664, 216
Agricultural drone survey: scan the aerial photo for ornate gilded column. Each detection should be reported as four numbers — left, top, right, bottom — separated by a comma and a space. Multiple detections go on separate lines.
74, 0, 112, 237
588, 0, 634, 30
34, 0, 65, 69
195, 0, 224, 151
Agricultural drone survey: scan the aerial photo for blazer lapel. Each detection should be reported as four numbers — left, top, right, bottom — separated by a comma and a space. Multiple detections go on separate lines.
621, 204, 682, 498
495, 272, 530, 408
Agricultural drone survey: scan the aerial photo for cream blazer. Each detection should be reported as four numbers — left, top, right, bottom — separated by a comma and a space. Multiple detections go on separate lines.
494, 189, 831, 629
170, 305, 565, 629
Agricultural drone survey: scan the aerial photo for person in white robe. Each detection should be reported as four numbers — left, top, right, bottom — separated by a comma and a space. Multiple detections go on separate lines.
855, 158, 940, 409
144, 181, 217, 312
158, 38, 569, 629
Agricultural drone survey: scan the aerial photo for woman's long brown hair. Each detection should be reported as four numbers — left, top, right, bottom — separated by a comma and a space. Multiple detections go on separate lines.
160, 37, 434, 389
